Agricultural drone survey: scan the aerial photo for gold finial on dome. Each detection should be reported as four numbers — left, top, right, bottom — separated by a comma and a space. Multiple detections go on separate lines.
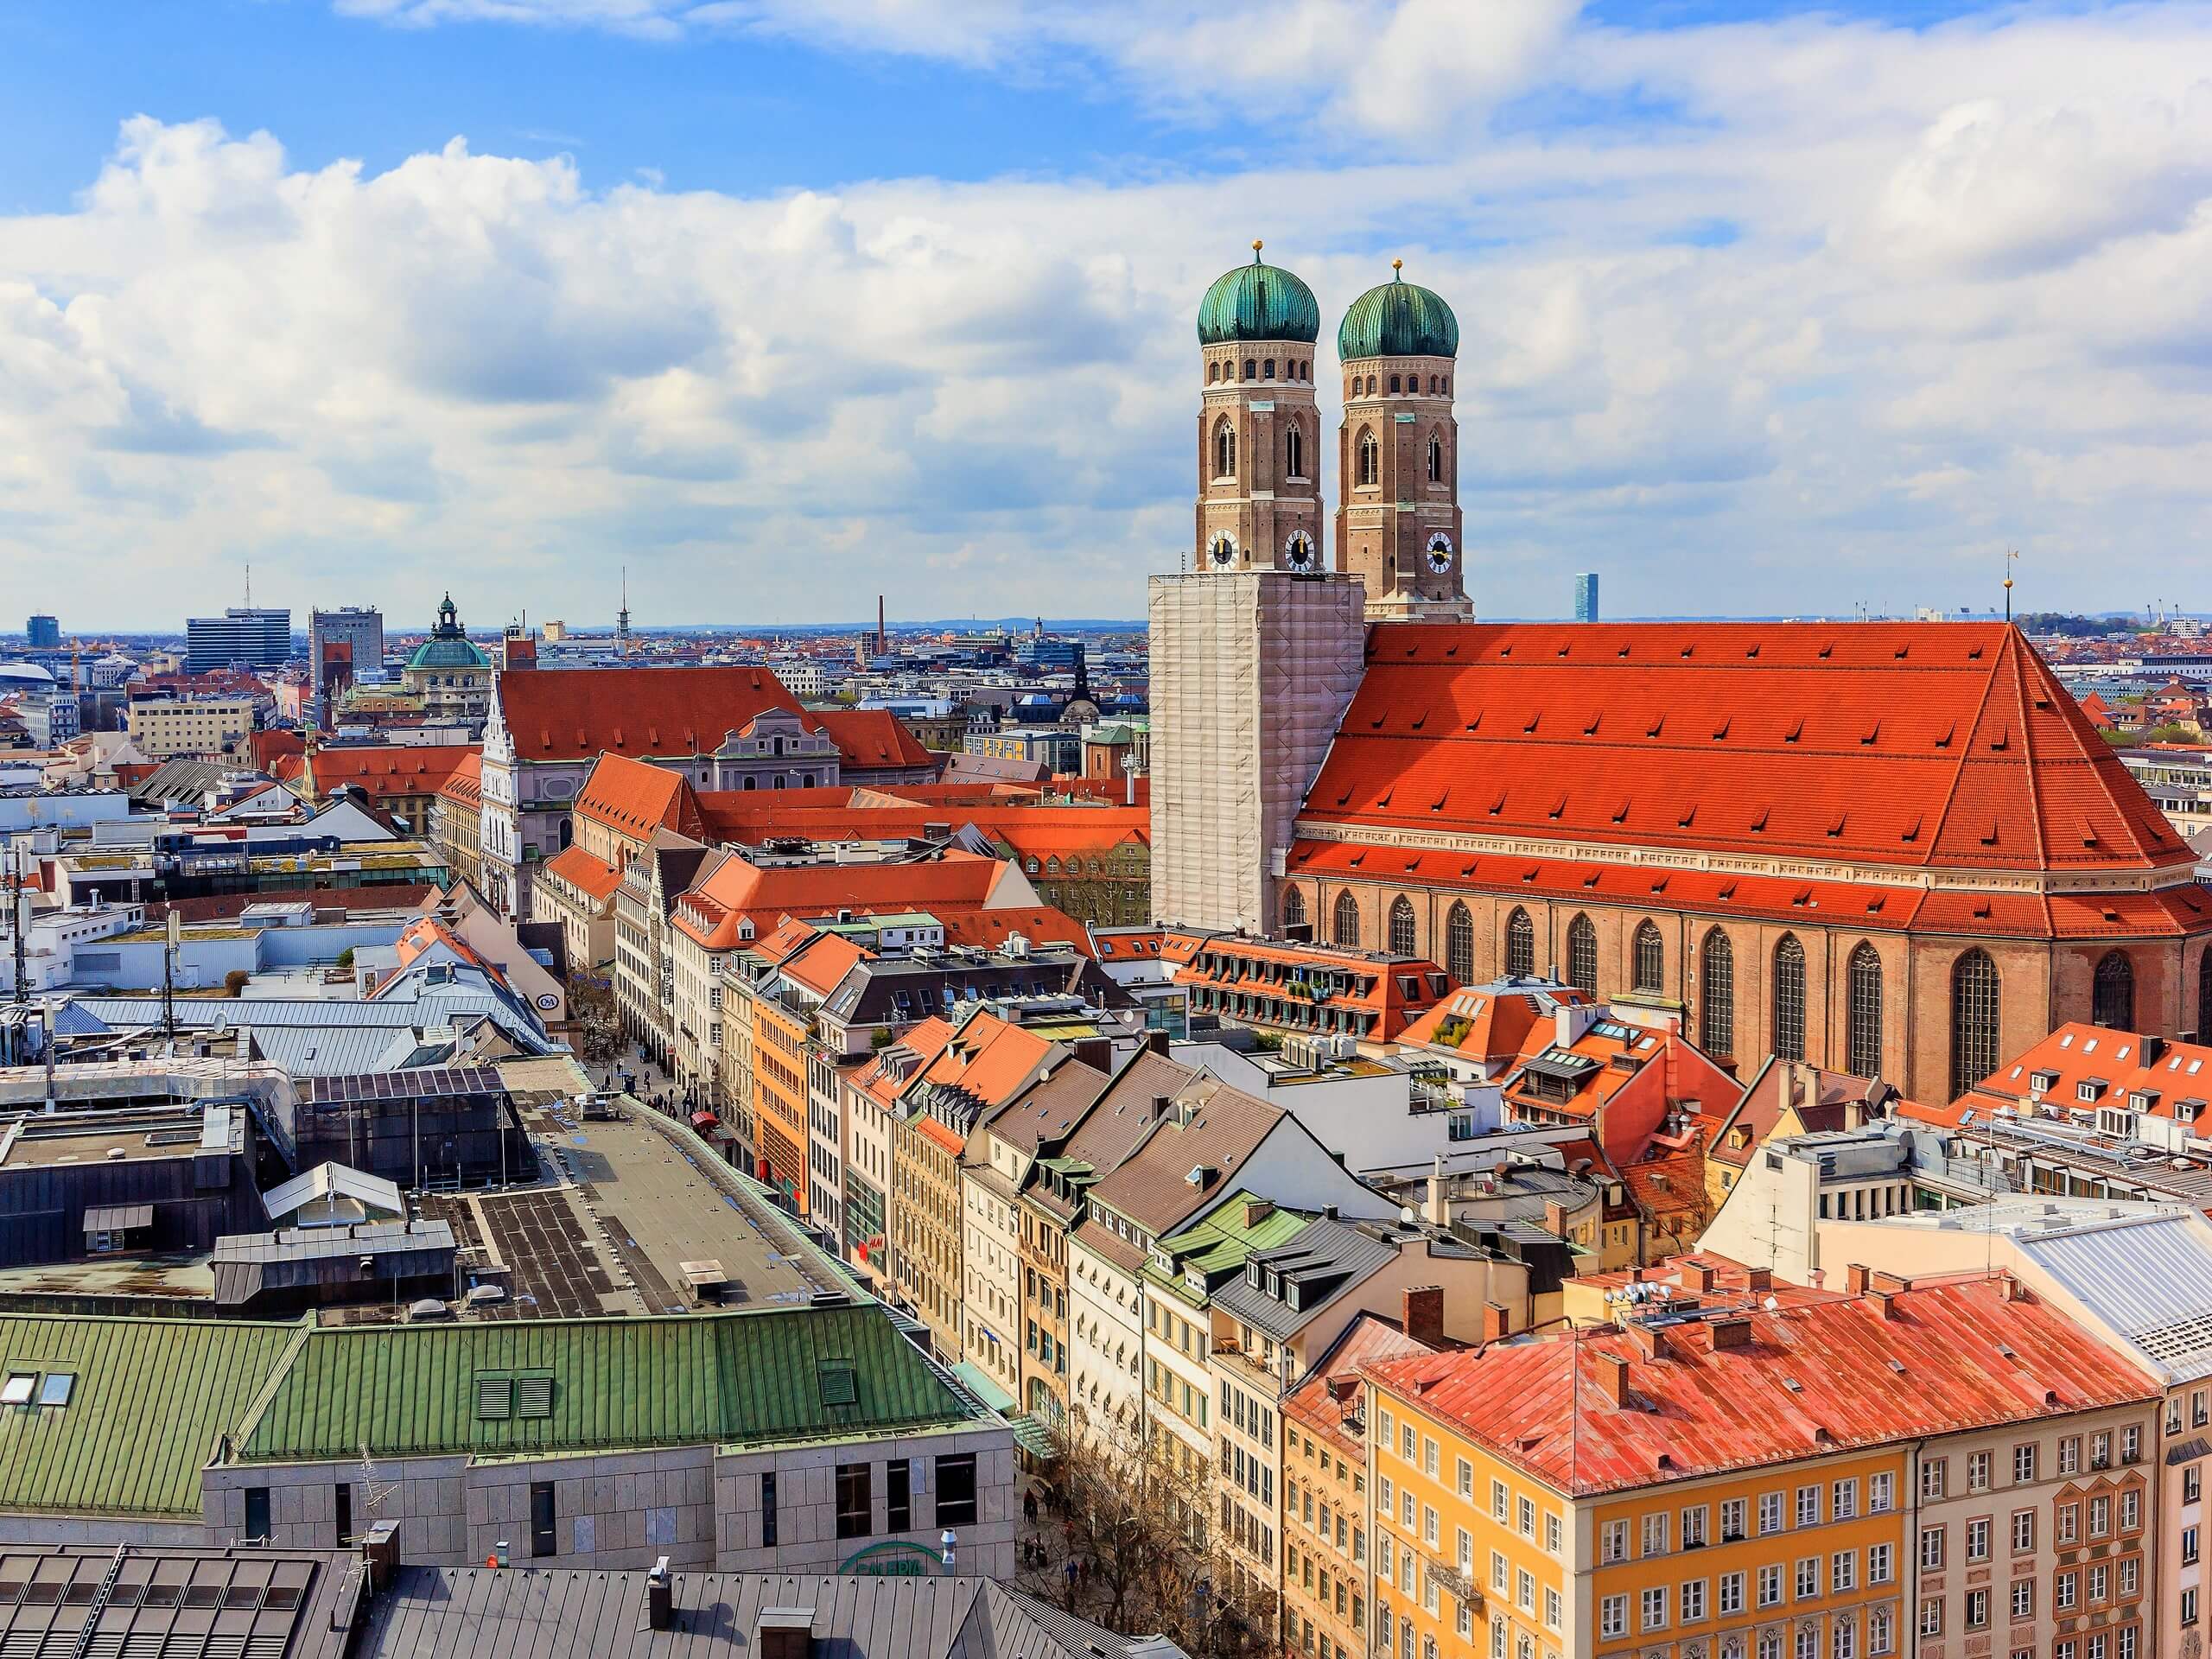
1252, 238, 1264, 260
1392, 257, 1403, 276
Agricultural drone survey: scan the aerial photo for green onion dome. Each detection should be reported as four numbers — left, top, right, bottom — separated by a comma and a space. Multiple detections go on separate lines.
1338, 260, 1459, 360
1197, 242, 1321, 346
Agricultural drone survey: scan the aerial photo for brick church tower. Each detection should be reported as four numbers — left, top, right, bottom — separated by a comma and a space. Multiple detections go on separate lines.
1334, 262, 1471, 621
1150, 248, 1366, 933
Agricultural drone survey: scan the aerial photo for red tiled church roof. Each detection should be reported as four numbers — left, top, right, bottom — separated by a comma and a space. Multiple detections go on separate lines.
1303, 622, 2183, 875
306, 743, 480, 802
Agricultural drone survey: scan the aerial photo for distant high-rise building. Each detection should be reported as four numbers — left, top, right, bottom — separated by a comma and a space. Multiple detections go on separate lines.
1573, 572, 1599, 622
24, 615, 59, 650
185, 607, 291, 672
309, 607, 385, 690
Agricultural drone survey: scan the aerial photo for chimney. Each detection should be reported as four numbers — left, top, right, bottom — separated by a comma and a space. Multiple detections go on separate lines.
757, 1608, 817, 1659
1481, 1301, 1510, 1344
1845, 1263, 1870, 1295
1543, 1199, 1568, 1236
1071, 1037, 1111, 1074
1631, 1323, 1670, 1362
1682, 1262, 1716, 1294
1599, 1352, 1630, 1407
1243, 1197, 1274, 1229
359, 1520, 400, 1591
1708, 1316, 1752, 1351
1745, 1266, 1772, 1294
1146, 1029, 1172, 1057
1426, 1156, 1451, 1226
1870, 1291, 1900, 1321
1402, 1286, 1445, 1350
645, 1557, 673, 1631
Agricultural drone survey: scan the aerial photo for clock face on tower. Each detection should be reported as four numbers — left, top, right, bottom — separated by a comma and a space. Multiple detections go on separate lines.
1208, 532, 1237, 569
1425, 532, 1455, 575
1284, 531, 1317, 573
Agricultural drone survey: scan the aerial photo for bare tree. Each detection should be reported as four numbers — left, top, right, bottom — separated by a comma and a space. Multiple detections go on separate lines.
1014, 1411, 1276, 1659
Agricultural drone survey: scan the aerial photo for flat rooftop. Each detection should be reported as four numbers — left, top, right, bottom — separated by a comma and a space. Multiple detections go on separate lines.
0, 1105, 243, 1169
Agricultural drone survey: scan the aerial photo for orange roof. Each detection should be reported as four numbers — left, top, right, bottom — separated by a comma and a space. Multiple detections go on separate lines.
1166, 929, 1447, 1041
1961, 1022, 2212, 1122
669, 852, 1016, 950
855, 1017, 957, 1109
1092, 928, 1165, 963
542, 844, 622, 904
907, 1011, 1059, 1113
779, 931, 872, 998
307, 743, 480, 800
247, 729, 307, 770
495, 666, 930, 773
575, 751, 704, 842
690, 801, 1147, 857
912, 1116, 967, 1157
1398, 981, 1589, 1067
380, 914, 504, 990
1305, 622, 2184, 875
938, 906, 1094, 957
1364, 1276, 2158, 1497
436, 751, 483, 807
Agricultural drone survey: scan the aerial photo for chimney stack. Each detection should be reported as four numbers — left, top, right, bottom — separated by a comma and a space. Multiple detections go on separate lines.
645, 1557, 673, 1631
1481, 1301, 1510, 1344
1402, 1286, 1445, 1351
1599, 1352, 1630, 1408
1708, 1316, 1752, 1351
1745, 1266, 1772, 1294
1845, 1263, 1870, 1295
359, 1520, 400, 1592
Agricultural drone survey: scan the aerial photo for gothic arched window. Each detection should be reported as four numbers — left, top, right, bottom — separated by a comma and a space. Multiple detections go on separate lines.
1773, 935, 1807, 1062
1389, 374, 1402, 393
1214, 419, 1236, 480
2094, 950, 2135, 1031
1847, 942, 1883, 1078
1263, 359, 1275, 379
1206, 362, 1218, 384
1333, 891, 1361, 949
1357, 429, 1379, 487
1446, 903, 1474, 984
1632, 921, 1664, 995
1700, 928, 1735, 1058
1427, 432, 1443, 484
1365, 375, 1377, 396
1286, 424, 1305, 480
1504, 908, 1535, 978
1243, 359, 1256, 380
1567, 914, 1597, 996
1281, 887, 1306, 934
1389, 895, 1416, 957
1951, 949, 2002, 1096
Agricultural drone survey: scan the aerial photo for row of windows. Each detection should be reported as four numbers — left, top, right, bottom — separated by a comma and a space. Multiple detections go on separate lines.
1349, 372, 1452, 396
1305, 888, 2013, 1093
1348, 429, 1449, 487
1208, 356, 1311, 384
1600, 1594, 1897, 1656
1599, 1476, 1897, 1562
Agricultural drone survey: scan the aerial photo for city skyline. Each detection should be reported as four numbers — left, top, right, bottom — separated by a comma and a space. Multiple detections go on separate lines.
2, 2, 2208, 626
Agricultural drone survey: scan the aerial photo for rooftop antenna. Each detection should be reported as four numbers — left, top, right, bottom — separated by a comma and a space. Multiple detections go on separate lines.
244, 561, 252, 608
2003, 548, 2018, 625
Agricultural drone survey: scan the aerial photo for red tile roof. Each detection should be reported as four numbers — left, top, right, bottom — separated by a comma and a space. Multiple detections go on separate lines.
575, 752, 704, 843
247, 729, 306, 771
1365, 1276, 2159, 1497
541, 844, 622, 904
669, 851, 1022, 950
1398, 982, 1590, 1068
436, 751, 482, 808
1304, 622, 2184, 875
855, 1017, 957, 1110
305, 743, 480, 802
906, 1011, 1059, 1115
938, 906, 1094, 957
1166, 930, 1448, 1042
1961, 1021, 2212, 1122
495, 666, 931, 774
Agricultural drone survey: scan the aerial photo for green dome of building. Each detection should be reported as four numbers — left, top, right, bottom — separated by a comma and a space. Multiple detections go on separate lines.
1338, 262, 1459, 360
1197, 244, 1321, 346
407, 594, 490, 671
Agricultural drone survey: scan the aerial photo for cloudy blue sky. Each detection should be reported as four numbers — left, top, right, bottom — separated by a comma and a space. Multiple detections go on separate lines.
2, 0, 2209, 628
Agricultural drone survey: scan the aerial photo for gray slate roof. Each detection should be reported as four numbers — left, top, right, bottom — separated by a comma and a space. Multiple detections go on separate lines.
354, 1568, 1180, 1659
1210, 1216, 1400, 1341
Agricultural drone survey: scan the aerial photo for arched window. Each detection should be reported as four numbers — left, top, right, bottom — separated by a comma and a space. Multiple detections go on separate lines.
1632, 921, 1664, 995
1206, 362, 1218, 384
1700, 928, 1735, 1058
1281, 887, 1306, 934
1427, 432, 1443, 483
1333, 891, 1361, 949
1951, 949, 2002, 1096
1262, 359, 1275, 379
1505, 907, 1535, 978
1446, 903, 1474, 984
2094, 950, 2135, 1031
1243, 359, 1256, 380
1365, 374, 1377, 396
1847, 942, 1883, 1078
1389, 374, 1402, 393
1357, 429, 1379, 487
1772, 934, 1807, 1061
1567, 914, 1598, 996
1442, 376, 1450, 394
2201, 949, 2212, 1043
1286, 424, 1305, 480
1214, 419, 1236, 480
1389, 896, 1416, 957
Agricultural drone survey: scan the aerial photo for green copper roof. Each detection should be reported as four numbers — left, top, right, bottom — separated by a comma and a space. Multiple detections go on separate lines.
1145, 1191, 1315, 1304
1338, 265, 1459, 360
1198, 248, 1320, 346
232, 1301, 984, 1462
407, 594, 490, 671
0, 1314, 302, 1518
